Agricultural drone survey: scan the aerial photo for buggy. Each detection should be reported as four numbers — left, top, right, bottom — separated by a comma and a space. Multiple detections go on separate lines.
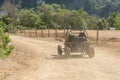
57, 26, 95, 58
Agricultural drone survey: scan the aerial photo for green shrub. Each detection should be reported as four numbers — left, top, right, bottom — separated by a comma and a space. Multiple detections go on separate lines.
2, 16, 12, 25
0, 21, 13, 32
0, 28, 14, 58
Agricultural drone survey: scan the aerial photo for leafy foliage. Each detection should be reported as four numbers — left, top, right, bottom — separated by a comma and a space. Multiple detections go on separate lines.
0, 18, 13, 32
0, 28, 14, 58
107, 12, 120, 30
17, 9, 46, 29
36, 4, 89, 29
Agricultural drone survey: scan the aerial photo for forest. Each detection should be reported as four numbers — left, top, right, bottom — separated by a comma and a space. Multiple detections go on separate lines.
45, 0, 120, 17
3, 0, 119, 17
0, 0, 120, 17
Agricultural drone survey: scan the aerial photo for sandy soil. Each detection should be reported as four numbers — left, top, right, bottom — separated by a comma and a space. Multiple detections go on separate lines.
0, 30, 120, 80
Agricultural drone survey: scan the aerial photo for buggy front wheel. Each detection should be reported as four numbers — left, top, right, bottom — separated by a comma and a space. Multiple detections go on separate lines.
58, 45, 62, 56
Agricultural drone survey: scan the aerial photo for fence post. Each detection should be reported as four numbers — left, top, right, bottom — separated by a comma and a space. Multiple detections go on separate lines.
41, 29, 43, 37
96, 26, 99, 44
55, 29, 58, 38
24, 30, 26, 36
48, 29, 50, 37
35, 30, 37, 37
30, 30, 32, 37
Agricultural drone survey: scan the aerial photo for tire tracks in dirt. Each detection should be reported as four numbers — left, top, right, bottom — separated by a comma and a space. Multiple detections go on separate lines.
2, 35, 120, 80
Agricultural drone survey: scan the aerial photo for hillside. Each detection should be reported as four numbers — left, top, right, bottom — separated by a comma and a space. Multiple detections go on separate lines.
0, 0, 4, 6
45, 0, 120, 17
0, 0, 120, 17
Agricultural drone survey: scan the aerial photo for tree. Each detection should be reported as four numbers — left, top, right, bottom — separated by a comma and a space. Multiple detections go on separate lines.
86, 16, 99, 30
107, 12, 120, 30
113, 13, 120, 29
17, 9, 44, 29
37, 4, 63, 29
37, 4, 90, 29
101, 18, 108, 30
2, 0, 16, 18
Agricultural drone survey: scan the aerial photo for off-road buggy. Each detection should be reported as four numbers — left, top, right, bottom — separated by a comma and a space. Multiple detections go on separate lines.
57, 26, 95, 58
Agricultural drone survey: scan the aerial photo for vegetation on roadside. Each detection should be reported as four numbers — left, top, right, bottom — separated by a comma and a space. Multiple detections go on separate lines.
0, 28, 14, 58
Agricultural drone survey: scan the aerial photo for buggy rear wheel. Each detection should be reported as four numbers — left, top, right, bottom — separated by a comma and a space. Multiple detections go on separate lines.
87, 46, 95, 58
58, 45, 62, 56
64, 47, 70, 57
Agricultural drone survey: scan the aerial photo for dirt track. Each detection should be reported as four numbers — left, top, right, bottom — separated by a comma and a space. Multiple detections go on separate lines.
1, 34, 120, 80
11, 35, 120, 80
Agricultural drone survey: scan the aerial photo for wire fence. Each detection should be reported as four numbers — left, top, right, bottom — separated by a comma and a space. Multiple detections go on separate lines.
18, 29, 65, 38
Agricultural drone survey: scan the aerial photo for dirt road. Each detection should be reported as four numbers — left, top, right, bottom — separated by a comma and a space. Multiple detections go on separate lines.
4, 35, 120, 80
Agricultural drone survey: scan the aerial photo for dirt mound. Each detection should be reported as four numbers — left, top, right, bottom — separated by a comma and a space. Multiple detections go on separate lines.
107, 37, 120, 42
